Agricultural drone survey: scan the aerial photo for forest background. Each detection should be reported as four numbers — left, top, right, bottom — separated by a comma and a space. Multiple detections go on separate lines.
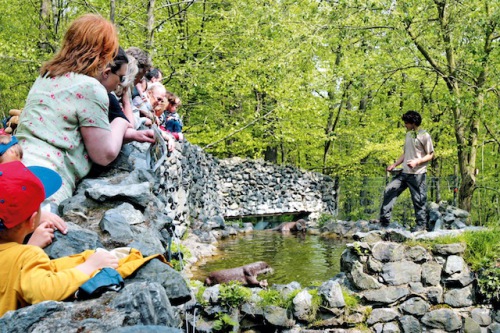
0, 0, 499, 225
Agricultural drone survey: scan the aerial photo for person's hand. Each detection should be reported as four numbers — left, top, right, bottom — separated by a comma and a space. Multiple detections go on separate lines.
27, 221, 56, 248
39, 211, 68, 234
407, 159, 419, 169
76, 250, 119, 276
135, 129, 155, 143
386, 164, 396, 172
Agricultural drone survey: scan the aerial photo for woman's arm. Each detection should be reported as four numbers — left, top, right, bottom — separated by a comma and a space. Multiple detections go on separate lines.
80, 117, 129, 166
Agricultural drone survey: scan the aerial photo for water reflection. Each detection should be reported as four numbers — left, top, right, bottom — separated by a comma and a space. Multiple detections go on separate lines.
190, 231, 347, 286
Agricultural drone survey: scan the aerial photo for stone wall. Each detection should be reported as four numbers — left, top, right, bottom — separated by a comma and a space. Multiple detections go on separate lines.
190, 228, 498, 333
155, 142, 337, 225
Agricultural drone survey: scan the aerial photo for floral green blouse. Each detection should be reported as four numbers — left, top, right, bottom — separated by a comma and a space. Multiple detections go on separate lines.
16, 73, 110, 204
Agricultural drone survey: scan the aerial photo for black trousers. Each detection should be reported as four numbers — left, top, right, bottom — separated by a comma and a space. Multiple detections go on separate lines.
380, 173, 427, 227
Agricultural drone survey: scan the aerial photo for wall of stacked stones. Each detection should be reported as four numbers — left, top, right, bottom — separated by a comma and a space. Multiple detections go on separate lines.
154, 142, 337, 227
341, 235, 497, 332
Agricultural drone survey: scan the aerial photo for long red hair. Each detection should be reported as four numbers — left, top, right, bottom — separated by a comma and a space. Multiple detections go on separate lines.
40, 14, 118, 78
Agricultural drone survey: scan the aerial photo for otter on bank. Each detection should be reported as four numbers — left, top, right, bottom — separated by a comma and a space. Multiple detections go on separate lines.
271, 219, 307, 233
204, 261, 273, 287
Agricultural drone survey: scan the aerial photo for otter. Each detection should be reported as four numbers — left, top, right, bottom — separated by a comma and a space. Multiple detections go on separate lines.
271, 219, 307, 233
204, 261, 273, 287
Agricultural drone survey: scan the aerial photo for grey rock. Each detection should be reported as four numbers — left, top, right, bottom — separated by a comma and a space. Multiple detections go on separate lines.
263, 305, 295, 327
99, 210, 134, 243
464, 317, 482, 333
425, 286, 444, 304
444, 255, 466, 275
109, 326, 183, 333
381, 261, 422, 285
128, 259, 191, 305
111, 282, 181, 327
293, 290, 313, 321
44, 222, 99, 258
405, 246, 430, 263
399, 315, 422, 333
350, 261, 383, 290
366, 308, 399, 325
318, 280, 345, 308
86, 182, 153, 208
421, 309, 462, 331
421, 261, 442, 286
400, 297, 430, 316
471, 308, 492, 326
368, 256, 383, 273
383, 322, 401, 333
362, 286, 410, 304
371, 242, 405, 262
444, 285, 475, 307
432, 243, 466, 255
489, 323, 500, 333
0, 301, 66, 333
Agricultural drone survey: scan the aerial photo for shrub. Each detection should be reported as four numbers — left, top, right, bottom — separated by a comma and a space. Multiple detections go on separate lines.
213, 313, 238, 332
258, 289, 288, 308
218, 281, 251, 308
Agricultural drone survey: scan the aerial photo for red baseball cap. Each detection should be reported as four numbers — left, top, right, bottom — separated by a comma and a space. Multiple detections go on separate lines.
0, 161, 62, 230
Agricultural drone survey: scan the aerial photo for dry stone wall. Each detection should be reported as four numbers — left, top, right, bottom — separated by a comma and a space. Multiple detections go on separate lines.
154, 142, 336, 225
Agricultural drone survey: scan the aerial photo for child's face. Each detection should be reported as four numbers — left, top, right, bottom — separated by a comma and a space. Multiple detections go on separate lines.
0, 145, 22, 164
167, 103, 177, 113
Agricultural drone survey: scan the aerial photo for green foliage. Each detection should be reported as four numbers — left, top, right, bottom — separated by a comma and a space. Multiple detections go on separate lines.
258, 288, 289, 308
192, 281, 209, 307
168, 242, 191, 271
212, 313, 238, 332
0, 0, 499, 222
218, 281, 251, 309
477, 266, 500, 305
317, 213, 334, 228
352, 242, 370, 256
342, 287, 361, 310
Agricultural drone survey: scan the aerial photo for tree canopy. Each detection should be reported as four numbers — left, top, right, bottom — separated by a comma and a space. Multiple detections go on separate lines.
0, 0, 499, 223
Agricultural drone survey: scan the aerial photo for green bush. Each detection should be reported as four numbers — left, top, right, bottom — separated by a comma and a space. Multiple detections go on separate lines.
219, 281, 251, 308
258, 288, 289, 308
213, 313, 238, 332
477, 266, 500, 305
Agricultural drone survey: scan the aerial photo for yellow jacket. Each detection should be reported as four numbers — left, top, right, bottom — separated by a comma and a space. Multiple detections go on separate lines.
0, 243, 167, 317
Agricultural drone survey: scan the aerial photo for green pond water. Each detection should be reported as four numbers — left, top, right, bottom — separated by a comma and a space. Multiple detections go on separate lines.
190, 231, 347, 286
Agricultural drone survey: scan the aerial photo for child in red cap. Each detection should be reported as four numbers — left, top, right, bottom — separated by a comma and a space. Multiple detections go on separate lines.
0, 133, 68, 248
0, 161, 119, 317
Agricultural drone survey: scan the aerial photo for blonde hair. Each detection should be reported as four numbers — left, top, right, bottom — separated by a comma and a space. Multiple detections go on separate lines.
0, 134, 22, 163
40, 14, 118, 78
115, 55, 138, 97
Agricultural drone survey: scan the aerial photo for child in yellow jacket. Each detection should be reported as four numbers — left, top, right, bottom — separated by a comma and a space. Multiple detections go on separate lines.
0, 161, 169, 317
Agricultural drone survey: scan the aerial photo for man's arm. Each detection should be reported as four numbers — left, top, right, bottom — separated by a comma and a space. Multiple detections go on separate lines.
407, 151, 434, 169
387, 153, 405, 171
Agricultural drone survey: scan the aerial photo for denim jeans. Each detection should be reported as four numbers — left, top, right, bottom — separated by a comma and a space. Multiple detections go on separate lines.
379, 173, 427, 227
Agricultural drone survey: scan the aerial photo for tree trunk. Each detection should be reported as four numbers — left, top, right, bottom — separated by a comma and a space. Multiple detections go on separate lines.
146, 0, 155, 50
38, 0, 52, 52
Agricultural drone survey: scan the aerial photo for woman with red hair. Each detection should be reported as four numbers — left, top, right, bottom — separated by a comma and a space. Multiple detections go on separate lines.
16, 14, 151, 204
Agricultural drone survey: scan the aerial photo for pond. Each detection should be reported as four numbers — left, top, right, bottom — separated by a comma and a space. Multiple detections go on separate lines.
190, 231, 347, 287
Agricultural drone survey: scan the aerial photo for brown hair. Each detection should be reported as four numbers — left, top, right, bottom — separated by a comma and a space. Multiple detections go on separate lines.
40, 14, 118, 78
166, 91, 181, 107
0, 135, 22, 163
